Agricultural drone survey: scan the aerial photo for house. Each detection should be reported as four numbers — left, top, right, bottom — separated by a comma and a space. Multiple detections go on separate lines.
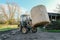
48, 13, 60, 21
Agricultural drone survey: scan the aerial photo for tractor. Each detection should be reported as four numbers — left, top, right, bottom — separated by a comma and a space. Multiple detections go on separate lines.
18, 14, 37, 34
18, 5, 50, 34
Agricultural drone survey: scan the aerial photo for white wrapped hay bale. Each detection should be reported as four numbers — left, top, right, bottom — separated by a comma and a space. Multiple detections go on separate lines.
31, 5, 50, 27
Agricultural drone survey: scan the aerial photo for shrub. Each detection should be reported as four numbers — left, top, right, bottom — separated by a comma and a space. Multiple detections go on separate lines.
46, 20, 60, 30
0, 21, 5, 24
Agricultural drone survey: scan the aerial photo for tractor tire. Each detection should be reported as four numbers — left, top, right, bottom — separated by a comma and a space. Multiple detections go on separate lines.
21, 27, 28, 34
32, 27, 37, 33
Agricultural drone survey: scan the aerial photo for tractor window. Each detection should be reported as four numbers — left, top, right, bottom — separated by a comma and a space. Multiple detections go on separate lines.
20, 16, 27, 21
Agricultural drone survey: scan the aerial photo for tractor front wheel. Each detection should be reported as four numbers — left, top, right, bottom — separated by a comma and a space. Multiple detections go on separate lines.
21, 27, 28, 34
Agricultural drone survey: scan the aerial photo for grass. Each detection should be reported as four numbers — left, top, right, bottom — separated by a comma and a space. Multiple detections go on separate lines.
45, 30, 60, 32
0, 24, 18, 31
39, 28, 60, 32
0, 28, 14, 31
1, 24, 60, 32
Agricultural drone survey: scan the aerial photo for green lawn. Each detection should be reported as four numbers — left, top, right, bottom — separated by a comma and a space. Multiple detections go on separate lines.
0, 25, 18, 31
0, 28, 14, 31
39, 28, 60, 32
45, 30, 60, 32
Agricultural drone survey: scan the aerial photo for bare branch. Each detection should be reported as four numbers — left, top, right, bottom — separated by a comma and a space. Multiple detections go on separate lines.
0, 5, 8, 20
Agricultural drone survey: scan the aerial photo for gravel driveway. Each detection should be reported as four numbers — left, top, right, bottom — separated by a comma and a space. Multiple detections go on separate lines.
0, 29, 60, 40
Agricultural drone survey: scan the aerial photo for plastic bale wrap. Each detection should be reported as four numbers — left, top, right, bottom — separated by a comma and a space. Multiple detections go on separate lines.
31, 5, 50, 27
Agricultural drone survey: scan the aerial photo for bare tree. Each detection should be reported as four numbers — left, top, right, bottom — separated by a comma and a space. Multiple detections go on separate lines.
0, 2, 21, 24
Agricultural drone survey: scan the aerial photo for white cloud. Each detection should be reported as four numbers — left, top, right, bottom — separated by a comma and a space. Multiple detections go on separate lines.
47, 0, 60, 13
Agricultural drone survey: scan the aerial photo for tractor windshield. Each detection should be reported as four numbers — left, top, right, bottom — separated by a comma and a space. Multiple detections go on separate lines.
20, 15, 29, 21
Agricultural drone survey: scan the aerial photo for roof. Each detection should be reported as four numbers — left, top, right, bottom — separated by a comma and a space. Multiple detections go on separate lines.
48, 13, 60, 16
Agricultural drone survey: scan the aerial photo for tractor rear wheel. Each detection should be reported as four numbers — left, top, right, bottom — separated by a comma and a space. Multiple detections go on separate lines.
32, 27, 37, 33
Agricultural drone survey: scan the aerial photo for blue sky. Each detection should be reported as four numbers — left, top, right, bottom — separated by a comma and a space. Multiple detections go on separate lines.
0, 0, 60, 12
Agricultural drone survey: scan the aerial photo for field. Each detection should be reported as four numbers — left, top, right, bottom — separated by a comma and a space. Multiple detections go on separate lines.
0, 25, 18, 31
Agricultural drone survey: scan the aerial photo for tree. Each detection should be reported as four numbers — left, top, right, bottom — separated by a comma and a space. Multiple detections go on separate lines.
0, 2, 21, 24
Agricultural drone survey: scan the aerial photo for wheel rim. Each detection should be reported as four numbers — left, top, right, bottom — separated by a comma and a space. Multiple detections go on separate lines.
22, 27, 27, 33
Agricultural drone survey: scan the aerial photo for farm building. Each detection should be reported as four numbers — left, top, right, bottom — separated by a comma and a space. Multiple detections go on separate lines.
48, 13, 60, 21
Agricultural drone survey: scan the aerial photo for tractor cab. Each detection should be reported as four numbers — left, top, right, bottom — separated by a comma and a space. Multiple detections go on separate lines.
20, 14, 32, 26
20, 15, 30, 22
19, 14, 32, 34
